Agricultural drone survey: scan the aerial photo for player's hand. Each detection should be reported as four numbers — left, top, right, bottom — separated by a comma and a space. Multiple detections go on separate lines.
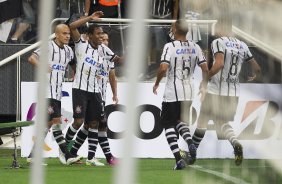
247, 74, 256, 82
153, 84, 159, 95
112, 95, 118, 104
90, 11, 104, 20
198, 81, 207, 102
198, 87, 206, 102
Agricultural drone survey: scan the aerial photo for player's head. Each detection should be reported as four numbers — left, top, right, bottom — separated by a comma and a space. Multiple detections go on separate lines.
172, 19, 188, 36
101, 31, 109, 46
54, 24, 70, 45
87, 24, 103, 46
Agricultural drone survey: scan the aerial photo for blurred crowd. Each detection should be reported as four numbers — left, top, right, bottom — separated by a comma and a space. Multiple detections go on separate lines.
0, 0, 128, 44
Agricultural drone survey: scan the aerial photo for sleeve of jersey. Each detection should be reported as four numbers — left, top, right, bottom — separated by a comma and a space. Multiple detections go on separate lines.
160, 43, 171, 65
33, 48, 40, 57
211, 39, 225, 55
110, 62, 115, 69
104, 46, 117, 62
196, 44, 206, 65
243, 42, 254, 62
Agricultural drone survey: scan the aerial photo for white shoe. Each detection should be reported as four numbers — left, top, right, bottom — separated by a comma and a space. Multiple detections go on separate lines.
26, 157, 48, 166
66, 155, 81, 165
58, 150, 67, 165
86, 158, 105, 166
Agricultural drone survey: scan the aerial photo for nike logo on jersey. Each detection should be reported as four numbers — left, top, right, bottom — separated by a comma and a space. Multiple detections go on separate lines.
176, 48, 196, 55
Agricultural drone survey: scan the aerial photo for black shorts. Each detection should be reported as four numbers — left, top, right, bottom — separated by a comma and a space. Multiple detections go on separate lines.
160, 101, 192, 128
47, 98, 61, 121
200, 93, 239, 123
72, 89, 103, 122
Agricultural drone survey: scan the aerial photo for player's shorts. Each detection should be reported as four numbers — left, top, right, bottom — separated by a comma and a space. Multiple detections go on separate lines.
199, 93, 239, 123
72, 89, 103, 122
47, 98, 61, 121
160, 101, 192, 128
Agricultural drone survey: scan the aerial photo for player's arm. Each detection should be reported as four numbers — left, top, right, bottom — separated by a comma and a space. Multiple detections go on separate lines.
28, 53, 39, 67
112, 55, 123, 63
69, 11, 104, 42
172, 0, 179, 19
199, 62, 209, 101
84, 0, 91, 16
247, 58, 261, 81
153, 62, 169, 95
208, 52, 224, 78
109, 69, 118, 104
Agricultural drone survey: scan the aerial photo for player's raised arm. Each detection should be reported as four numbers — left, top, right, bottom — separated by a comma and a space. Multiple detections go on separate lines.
247, 58, 261, 81
69, 11, 104, 42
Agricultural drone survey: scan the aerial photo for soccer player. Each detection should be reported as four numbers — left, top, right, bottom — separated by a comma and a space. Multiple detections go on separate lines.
192, 35, 261, 166
64, 12, 121, 166
27, 24, 81, 165
67, 31, 118, 166
153, 19, 208, 170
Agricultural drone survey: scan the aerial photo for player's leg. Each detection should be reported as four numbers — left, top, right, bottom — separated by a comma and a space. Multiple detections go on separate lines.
85, 92, 104, 166
65, 89, 85, 145
192, 93, 214, 149
50, 99, 81, 165
161, 102, 186, 170
219, 96, 243, 166
98, 102, 117, 165
69, 123, 89, 156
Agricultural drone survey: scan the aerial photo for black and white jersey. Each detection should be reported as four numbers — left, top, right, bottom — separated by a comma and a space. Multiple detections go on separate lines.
150, 0, 173, 19
33, 40, 74, 101
73, 37, 116, 93
208, 37, 253, 96
97, 58, 115, 101
161, 40, 206, 102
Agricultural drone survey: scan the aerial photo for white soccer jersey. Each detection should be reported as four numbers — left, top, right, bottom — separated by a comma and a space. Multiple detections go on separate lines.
161, 40, 206, 102
34, 40, 74, 101
73, 37, 116, 93
97, 57, 115, 101
208, 37, 253, 96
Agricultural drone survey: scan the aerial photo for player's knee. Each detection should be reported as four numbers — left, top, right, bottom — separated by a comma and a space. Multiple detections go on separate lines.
72, 118, 83, 129
51, 117, 61, 125
89, 120, 99, 129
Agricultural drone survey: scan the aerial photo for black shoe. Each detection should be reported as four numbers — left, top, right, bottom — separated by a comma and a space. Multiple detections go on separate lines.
234, 143, 243, 166
188, 144, 197, 165
173, 159, 186, 170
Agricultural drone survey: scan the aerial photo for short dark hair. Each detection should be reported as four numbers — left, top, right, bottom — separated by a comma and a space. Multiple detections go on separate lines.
175, 19, 188, 36
87, 24, 101, 35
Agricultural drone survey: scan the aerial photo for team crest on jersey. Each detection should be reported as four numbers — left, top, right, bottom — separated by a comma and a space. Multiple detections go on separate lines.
47, 105, 54, 115
75, 106, 82, 114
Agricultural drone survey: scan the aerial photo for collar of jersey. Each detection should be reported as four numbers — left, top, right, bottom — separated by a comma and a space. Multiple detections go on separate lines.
88, 41, 99, 50
53, 40, 64, 49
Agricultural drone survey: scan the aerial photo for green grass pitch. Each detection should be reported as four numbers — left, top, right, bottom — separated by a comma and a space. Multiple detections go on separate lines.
1, 149, 282, 184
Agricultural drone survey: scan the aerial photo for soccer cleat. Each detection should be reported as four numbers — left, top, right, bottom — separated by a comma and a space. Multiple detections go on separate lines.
107, 156, 118, 166
58, 150, 67, 165
234, 143, 243, 166
66, 155, 82, 165
86, 158, 105, 166
188, 144, 197, 165
173, 159, 186, 170
179, 149, 191, 165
